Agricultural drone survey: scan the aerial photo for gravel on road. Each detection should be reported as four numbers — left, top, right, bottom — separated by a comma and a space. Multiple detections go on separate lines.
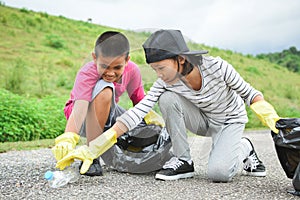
0, 130, 299, 200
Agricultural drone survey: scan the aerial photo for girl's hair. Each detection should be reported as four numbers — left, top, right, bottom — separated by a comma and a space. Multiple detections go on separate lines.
94, 31, 130, 58
171, 55, 203, 76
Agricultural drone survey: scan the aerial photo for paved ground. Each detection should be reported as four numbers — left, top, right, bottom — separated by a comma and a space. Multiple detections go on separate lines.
0, 130, 299, 200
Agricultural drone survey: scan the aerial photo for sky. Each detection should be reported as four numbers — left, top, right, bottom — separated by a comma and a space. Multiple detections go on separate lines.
3, 0, 300, 55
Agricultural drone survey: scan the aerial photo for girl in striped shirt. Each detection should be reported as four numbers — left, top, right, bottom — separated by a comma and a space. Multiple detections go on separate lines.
57, 29, 280, 183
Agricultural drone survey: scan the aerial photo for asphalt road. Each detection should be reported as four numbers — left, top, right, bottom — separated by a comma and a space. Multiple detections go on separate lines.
0, 130, 299, 200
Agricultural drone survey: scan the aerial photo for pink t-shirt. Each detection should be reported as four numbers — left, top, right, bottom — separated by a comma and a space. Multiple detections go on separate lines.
64, 60, 145, 119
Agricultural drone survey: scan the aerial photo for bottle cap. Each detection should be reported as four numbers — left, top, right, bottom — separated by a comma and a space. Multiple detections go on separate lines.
44, 171, 54, 180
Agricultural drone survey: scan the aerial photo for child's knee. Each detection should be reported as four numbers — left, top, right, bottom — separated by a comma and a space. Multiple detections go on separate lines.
207, 166, 232, 183
95, 87, 113, 103
159, 91, 180, 110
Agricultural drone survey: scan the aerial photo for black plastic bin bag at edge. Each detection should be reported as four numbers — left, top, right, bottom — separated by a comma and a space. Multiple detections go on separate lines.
271, 118, 300, 196
101, 123, 173, 174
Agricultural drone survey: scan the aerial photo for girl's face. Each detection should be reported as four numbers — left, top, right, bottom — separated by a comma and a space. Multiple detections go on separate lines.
93, 53, 129, 83
150, 57, 184, 85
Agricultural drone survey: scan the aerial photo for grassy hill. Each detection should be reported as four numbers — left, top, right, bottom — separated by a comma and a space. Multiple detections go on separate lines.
256, 46, 300, 73
0, 4, 299, 142
0, 4, 150, 98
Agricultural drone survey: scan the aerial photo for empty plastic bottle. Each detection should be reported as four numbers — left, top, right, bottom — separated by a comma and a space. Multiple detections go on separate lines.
44, 167, 80, 188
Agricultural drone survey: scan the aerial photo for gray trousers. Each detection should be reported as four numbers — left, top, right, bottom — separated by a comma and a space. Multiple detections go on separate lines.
158, 91, 250, 182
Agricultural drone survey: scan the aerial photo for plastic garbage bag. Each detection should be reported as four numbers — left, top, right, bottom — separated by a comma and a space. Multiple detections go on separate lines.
101, 123, 173, 174
291, 163, 300, 196
271, 118, 300, 196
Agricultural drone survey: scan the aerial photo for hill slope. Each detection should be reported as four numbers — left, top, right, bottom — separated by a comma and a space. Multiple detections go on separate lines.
256, 46, 300, 73
0, 4, 299, 132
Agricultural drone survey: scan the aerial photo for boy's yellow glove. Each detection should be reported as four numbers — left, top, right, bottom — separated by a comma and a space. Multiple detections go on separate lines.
250, 100, 280, 133
144, 110, 165, 127
51, 132, 80, 161
56, 129, 117, 174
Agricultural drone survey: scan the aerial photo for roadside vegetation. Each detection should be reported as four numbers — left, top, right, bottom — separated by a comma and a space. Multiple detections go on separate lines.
0, 4, 299, 151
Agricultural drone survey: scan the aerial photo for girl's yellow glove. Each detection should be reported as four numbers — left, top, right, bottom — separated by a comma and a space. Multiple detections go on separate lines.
144, 110, 165, 127
250, 100, 280, 133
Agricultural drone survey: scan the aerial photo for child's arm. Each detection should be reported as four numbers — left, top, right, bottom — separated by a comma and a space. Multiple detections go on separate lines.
64, 100, 89, 133
220, 57, 280, 133
118, 80, 165, 130
52, 63, 99, 161
250, 96, 280, 133
220, 58, 262, 106
125, 62, 145, 105
52, 100, 89, 161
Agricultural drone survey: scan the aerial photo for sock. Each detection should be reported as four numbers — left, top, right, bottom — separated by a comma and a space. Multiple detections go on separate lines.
187, 159, 193, 165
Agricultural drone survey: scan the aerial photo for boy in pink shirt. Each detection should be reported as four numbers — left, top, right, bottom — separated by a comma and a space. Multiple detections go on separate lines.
63, 60, 145, 120
52, 31, 157, 176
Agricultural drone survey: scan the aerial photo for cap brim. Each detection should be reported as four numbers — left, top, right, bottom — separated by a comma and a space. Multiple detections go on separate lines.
181, 50, 208, 55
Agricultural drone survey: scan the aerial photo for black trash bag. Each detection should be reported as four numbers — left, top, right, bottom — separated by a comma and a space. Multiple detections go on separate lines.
289, 162, 300, 196
116, 122, 162, 151
271, 118, 300, 196
101, 123, 173, 174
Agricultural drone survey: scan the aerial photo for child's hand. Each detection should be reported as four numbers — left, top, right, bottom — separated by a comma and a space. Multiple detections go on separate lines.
144, 110, 165, 127
51, 132, 80, 161
56, 128, 117, 174
56, 145, 95, 174
250, 100, 281, 133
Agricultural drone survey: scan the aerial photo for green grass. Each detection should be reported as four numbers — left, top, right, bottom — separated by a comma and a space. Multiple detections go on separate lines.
0, 137, 88, 153
0, 4, 299, 146
0, 139, 54, 153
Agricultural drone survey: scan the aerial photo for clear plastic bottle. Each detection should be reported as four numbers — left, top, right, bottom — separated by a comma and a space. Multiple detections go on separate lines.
64, 167, 80, 183
44, 167, 80, 188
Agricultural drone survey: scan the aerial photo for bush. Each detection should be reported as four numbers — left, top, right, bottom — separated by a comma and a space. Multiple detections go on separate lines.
256, 46, 300, 74
26, 18, 36, 27
19, 8, 30, 13
45, 34, 65, 49
0, 89, 66, 142
5, 59, 26, 94
0, 15, 7, 24
37, 96, 66, 139
130, 51, 146, 65
245, 66, 261, 76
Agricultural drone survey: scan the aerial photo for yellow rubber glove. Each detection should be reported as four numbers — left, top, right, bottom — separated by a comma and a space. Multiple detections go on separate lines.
250, 100, 280, 134
144, 110, 165, 127
51, 132, 80, 161
56, 145, 95, 174
56, 129, 117, 174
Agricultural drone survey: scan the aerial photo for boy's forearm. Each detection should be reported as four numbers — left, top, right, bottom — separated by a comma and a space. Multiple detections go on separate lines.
65, 114, 80, 133
65, 100, 89, 134
112, 121, 128, 137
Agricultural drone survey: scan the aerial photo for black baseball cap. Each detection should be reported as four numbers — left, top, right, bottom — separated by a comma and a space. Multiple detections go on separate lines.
143, 29, 208, 63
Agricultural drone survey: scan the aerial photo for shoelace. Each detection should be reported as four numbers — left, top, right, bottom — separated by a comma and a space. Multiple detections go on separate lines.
244, 153, 260, 171
163, 157, 184, 170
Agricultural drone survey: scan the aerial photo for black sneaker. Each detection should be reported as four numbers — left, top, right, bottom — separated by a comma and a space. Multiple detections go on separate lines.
242, 137, 266, 177
80, 159, 103, 176
155, 157, 194, 181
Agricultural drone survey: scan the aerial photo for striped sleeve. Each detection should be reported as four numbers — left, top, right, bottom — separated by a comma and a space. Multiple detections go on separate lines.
117, 80, 166, 130
220, 58, 262, 106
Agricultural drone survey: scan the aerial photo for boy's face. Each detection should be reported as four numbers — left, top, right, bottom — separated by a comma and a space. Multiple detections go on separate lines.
93, 53, 129, 83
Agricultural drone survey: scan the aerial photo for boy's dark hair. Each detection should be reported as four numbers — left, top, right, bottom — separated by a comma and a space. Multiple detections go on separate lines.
94, 31, 130, 58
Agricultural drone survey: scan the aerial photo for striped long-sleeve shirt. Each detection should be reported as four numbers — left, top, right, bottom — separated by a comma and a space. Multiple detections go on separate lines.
117, 56, 262, 130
